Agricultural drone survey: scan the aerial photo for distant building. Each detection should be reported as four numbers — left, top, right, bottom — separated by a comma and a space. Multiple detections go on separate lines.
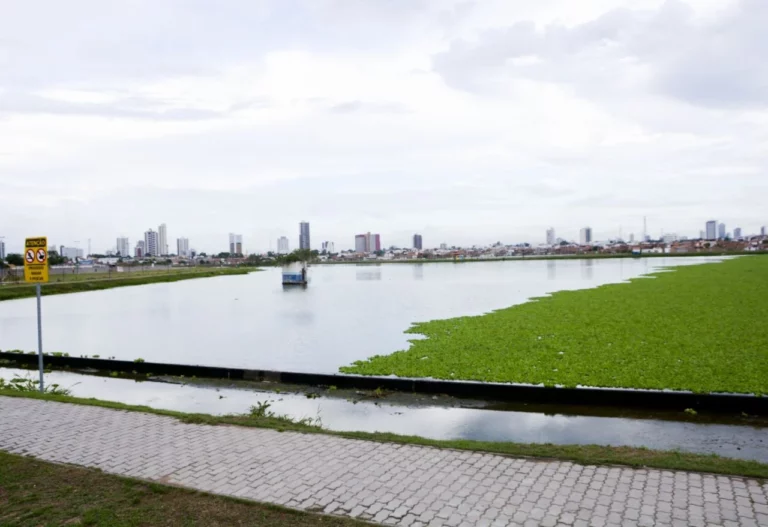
546, 228, 556, 246
135, 240, 145, 258
579, 227, 593, 245
299, 221, 311, 250
705, 220, 717, 240
229, 233, 243, 255
60, 246, 84, 260
355, 234, 367, 253
354, 232, 380, 253
277, 236, 290, 254
158, 223, 168, 256
734, 227, 742, 239
662, 233, 679, 244
0, 239, 5, 260
718, 223, 726, 239
439, 243, 447, 250
116, 237, 130, 257
699, 230, 706, 240
762, 226, 767, 236
413, 234, 423, 250
321, 241, 335, 253
177, 237, 189, 257
628, 233, 635, 243
144, 229, 159, 257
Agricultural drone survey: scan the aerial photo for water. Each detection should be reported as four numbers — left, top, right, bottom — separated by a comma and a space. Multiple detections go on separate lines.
0, 258, 725, 372
1, 367, 764, 462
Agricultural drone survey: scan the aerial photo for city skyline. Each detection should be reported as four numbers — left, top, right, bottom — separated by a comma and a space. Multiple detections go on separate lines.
4, 217, 768, 257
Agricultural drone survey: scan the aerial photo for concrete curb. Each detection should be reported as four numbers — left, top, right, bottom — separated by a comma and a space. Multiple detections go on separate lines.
1, 352, 765, 415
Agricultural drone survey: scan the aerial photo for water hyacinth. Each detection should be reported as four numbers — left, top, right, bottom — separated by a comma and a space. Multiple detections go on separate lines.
341, 257, 768, 395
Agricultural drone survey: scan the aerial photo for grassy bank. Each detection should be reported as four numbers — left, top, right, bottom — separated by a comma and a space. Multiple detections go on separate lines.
342, 256, 768, 395
0, 268, 255, 302
0, 451, 364, 527
4, 391, 768, 478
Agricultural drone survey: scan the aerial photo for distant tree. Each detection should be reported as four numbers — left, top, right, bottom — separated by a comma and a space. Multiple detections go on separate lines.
217, 252, 231, 259
559, 241, 568, 246
199, 252, 207, 257
47, 251, 66, 266
374, 250, 385, 257
0, 260, 7, 269
5, 253, 24, 266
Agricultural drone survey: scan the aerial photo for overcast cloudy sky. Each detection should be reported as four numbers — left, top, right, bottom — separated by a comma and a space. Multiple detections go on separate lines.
1, 0, 766, 254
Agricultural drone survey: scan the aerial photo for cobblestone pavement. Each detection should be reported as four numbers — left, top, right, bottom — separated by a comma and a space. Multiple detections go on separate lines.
2, 397, 768, 527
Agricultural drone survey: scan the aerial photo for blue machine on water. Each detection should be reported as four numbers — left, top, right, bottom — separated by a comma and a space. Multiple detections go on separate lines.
282, 262, 308, 285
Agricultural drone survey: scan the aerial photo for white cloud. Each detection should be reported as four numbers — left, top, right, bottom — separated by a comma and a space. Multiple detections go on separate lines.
0, 0, 765, 254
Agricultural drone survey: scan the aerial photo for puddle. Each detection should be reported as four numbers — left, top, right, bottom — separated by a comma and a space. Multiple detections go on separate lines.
1, 367, 766, 463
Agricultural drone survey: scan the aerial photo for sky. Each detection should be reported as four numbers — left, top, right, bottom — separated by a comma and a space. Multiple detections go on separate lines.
1, 0, 767, 254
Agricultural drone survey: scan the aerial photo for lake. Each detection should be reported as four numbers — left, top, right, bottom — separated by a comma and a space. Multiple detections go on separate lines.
0, 257, 726, 373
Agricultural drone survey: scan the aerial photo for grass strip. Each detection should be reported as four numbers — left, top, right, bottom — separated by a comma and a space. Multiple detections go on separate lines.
342, 256, 768, 395
0, 450, 365, 527
3, 391, 767, 479
0, 268, 255, 302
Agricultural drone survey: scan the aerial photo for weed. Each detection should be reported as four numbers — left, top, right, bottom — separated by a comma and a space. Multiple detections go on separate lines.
0, 374, 71, 395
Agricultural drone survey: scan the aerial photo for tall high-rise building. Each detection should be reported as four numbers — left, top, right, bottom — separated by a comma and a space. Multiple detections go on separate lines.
718, 223, 726, 239
228, 233, 243, 255
299, 222, 311, 250
546, 228, 556, 246
116, 237, 130, 257
158, 223, 168, 256
135, 240, 145, 258
0, 239, 5, 260
734, 227, 742, 239
705, 220, 717, 240
762, 226, 767, 236
372, 234, 381, 252
699, 230, 706, 240
355, 234, 367, 253
277, 236, 290, 254
628, 233, 635, 243
413, 234, 423, 250
177, 237, 189, 257
579, 227, 593, 245
321, 241, 335, 253
144, 229, 159, 257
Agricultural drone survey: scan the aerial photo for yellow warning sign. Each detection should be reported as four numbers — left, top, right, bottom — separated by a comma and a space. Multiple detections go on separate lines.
24, 237, 49, 283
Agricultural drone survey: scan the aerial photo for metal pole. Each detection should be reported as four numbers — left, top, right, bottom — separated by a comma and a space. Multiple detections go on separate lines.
36, 283, 44, 392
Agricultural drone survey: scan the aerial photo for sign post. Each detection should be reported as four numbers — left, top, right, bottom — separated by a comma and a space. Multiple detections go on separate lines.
24, 237, 48, 393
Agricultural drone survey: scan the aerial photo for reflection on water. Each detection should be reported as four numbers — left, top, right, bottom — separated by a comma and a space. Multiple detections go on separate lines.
2, 367, 764, 462
0, 257, 728, 372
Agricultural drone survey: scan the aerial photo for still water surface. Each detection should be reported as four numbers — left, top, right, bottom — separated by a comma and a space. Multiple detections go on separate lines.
1, 367, 763, 461
0, 258, 725, 372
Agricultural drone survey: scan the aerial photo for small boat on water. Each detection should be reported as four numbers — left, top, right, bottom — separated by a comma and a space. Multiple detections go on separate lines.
282, 262, 308, 285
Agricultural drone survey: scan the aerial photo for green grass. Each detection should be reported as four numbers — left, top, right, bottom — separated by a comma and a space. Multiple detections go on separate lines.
341, 256, 768, 395
4, 391, 768, 479
0, 268, 254, 301
0, 451, 365, 527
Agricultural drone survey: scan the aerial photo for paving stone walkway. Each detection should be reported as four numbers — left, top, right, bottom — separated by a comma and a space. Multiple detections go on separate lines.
1, 397, 768, 527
